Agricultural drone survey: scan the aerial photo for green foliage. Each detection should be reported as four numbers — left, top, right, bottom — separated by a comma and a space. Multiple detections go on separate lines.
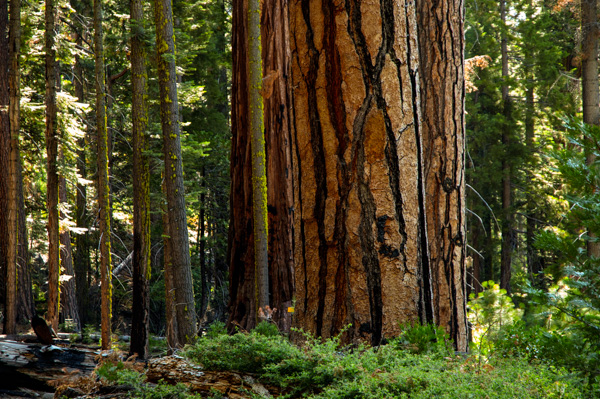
392, 322, 452, 355
184, 323, 584, 398
132, 382, 204, 399
81, 324, 96, 345
95, 359, 143, 386
468, 281, 522, 357
204, 320, 227, 338
184, 325, 300, 374
253, 320, 280, 337
527, 116, 600, 391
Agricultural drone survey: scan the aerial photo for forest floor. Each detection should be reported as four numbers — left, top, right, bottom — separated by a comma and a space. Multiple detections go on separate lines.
0, 333, 274, 399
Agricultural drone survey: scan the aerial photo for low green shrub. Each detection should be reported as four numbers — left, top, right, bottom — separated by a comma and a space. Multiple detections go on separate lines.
132, 381, 204, 399
95, 358, 143, 386
183, 322, 584, 398
184, 321, 301, 374
391, 321, 453, 355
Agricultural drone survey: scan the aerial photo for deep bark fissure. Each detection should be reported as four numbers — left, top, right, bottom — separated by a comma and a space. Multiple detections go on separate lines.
404, 2, 434, 324
299, 0, 329, 337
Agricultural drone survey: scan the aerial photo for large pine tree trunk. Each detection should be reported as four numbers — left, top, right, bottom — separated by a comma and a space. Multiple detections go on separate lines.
154, 0, 197, 347
228, 0, 295, 332
129, 0, 151, 359
45, 0, 61, 331
94, 0, 112, 350
417, 0, 468, 351
290, 0, 433, 346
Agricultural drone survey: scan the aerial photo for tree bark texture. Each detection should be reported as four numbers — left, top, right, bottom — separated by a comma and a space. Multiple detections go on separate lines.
130, 0, 151, 359
248, 0, 270, 315
262, 0, 295, 332
10, 0, 30, 326
290, 0, 433, 345
228, 0, 295, 332
417, 0, 468, 351
0, 0, 18, 334
45, 0, 60, 331
59, 177, 81, 331
154, 0, 197, 346
94, 0, 113, 350
162, 187, 178, 353
581, 0, 600, 258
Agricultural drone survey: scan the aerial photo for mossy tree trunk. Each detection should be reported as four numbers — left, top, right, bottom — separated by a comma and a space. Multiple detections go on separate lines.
248, 0, 269, 318
228, 0, 295, 332
94, 0, 112, 350
154, 0, 197, 347
417, 0, 468, 351
45, 0, 61, 332
129, 0, 151, 359
290, 0, 433, 346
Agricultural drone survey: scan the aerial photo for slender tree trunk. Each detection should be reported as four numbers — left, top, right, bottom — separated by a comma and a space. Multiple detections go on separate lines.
0, 0, 18, 334
129, 0, 151, 359
499, 0, 513, 294
59, 176, 81, 330
154, 0, 197, 347
94, 0, 112, 350
418, 0, 468, 351
581, 0, 600, 258
0, 0, 7, 327
45, 0, 60, 331
248, 0, 269, 318
290, 0, 433, 346
10, 0, 31, 325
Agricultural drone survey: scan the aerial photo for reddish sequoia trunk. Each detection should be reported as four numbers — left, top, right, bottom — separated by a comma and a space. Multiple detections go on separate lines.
290, 0, 433, 345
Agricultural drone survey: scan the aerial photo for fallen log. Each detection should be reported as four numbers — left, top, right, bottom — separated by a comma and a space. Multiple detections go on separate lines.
0, 340, 98, 394
146, 355, 280, 398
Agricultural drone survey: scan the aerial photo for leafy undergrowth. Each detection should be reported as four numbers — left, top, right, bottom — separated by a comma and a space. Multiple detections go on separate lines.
182, 321, 585, 398
57, 321, 586, 398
